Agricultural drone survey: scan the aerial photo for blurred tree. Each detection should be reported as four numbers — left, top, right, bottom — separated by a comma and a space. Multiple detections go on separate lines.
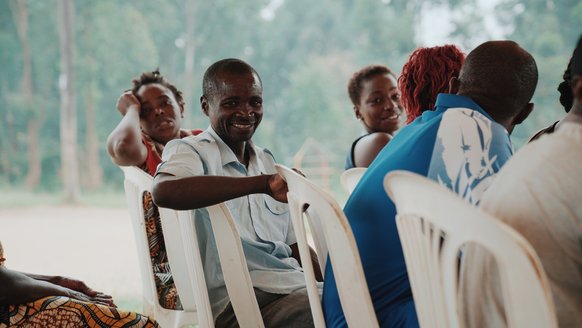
0, 0, 577, 197
58, 0, 80, 203
74, 1, 157, 189
8, 0, 44, 189
492, 0, 582, 146
182, 0, 197, 128
273, 53, 356, 163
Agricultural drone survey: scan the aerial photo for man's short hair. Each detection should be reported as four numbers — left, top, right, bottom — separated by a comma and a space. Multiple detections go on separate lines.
202, 58, 262, 98
459, 41, 538, 120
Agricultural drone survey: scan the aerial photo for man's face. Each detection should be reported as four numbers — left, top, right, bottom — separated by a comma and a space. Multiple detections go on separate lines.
137, 83, 183, 144
202, 71, 263, 148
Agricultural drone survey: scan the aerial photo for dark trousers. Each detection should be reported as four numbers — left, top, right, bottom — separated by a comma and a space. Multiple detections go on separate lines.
215, 288, 314, 328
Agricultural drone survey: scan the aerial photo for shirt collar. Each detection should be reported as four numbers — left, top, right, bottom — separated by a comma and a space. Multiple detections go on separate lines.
434, 93, 494, 122
205, 126, 257, 167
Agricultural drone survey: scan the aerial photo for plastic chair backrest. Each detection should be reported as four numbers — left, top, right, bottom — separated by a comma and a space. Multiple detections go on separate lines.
156, 207, 213, 328
275, 164, 379, 328
383, 170, 557, 328
303, 207, 328, 273
120, 166, 197, 328
340, 167, 367, 195
158, 199, 265, 328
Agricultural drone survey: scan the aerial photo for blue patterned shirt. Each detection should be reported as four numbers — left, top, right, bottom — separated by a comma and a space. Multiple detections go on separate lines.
322, 94, 514, 327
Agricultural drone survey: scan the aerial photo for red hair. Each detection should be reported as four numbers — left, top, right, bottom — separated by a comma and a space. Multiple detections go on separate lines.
398, 45, 465, 123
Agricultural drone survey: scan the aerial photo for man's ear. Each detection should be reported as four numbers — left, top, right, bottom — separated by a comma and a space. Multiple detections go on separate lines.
448, 77, 460, 94
200, 95, 209, 116
513, 102, 534, 125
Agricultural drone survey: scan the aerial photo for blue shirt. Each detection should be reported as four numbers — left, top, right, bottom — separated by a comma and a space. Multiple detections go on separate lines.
157, 127, 307, 319
322, 94, 514, 327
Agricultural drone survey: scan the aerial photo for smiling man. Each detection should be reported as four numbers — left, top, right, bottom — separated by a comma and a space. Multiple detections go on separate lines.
152, 59, 317, 328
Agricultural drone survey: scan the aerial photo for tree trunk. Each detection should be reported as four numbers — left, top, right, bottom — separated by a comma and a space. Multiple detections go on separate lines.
83, 84, 103, 189
24, 119, 41, 188
0, 77, 15, 184
183, 0, 196, 126
9, 0, 42, 189
58, 0, 80, 203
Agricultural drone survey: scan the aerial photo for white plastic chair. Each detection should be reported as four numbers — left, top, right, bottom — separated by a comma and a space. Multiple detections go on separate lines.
275, 164, 379, 328
340, 167, 367, 195
158, 197, 264, 328
121, 166, 197, 328
383, 170, 558, 328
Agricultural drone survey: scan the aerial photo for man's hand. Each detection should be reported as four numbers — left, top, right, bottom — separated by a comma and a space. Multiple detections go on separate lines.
267, 173, 289, 203
116, 91, 140, 116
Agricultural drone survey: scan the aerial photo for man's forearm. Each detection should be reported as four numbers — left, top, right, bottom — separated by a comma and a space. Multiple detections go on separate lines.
153, 174, 271, 210
290, 243, 323, 282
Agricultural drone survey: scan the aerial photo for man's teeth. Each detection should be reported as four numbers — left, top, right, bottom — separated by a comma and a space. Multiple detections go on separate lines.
233, 123, 252, 128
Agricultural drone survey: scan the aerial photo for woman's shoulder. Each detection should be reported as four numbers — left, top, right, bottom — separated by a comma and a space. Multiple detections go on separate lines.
354, 132, 393, 167
358, 132, 392, 146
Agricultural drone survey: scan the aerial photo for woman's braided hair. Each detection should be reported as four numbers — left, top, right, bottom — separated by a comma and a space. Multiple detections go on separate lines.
131, 69, 185, 109
398, 45, 465, 123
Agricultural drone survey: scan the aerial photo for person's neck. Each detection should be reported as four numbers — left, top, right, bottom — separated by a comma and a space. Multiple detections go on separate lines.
228, 141, 250, 167
458, 92, 514, 132
560, 104, 582, 126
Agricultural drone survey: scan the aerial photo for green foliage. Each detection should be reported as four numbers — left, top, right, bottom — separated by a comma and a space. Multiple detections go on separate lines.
270, 53, 357, 161
0, 0, 579, 194
491, 0, 580, 147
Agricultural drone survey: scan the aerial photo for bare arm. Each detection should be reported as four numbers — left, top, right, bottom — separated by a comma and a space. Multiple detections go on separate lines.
0, 268, 114, 306
106, 92, 147, 166
153, 172, 289, 210
354, 132, 392, 168
290, 243, 323, 282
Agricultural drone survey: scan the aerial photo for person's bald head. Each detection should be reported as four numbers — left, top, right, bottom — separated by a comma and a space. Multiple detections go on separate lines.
454, 41, 538, 132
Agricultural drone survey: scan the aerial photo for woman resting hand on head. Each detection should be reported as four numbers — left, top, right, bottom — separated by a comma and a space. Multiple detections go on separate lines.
107, 70, 202, 310
345, 65, 404, 169
107, 69, 202, 175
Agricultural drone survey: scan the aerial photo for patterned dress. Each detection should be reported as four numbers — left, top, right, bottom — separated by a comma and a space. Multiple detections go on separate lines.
0, 241, 158, 328
0, 296, 158, 328
138, 129, 202, 310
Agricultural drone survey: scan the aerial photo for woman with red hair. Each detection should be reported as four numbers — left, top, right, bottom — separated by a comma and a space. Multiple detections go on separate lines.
398, 45, 465, 124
